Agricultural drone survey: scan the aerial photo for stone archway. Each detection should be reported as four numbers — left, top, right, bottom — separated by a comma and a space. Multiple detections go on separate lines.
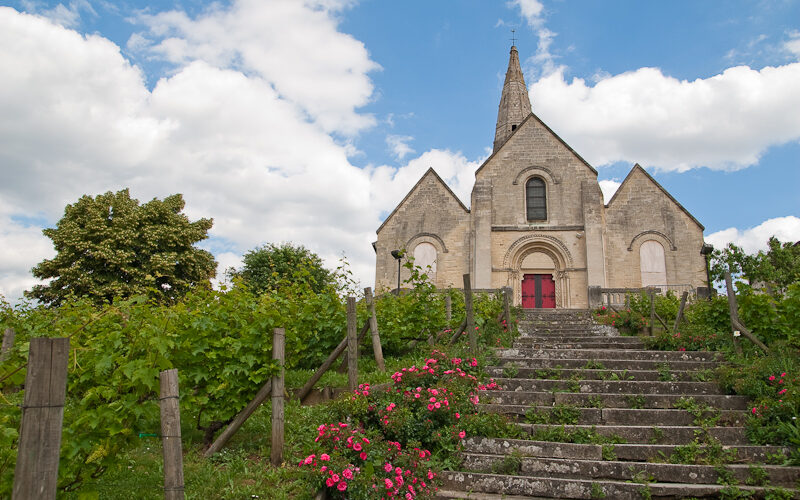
503, 235, 572, 308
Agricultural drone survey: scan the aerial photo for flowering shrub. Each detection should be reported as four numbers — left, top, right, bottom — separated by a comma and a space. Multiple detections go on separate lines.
299, 423, 438, 499
307, 351, 503, 496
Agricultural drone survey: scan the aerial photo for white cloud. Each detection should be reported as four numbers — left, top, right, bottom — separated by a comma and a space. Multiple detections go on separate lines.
705, 216, 800, 254
598, 179, 621, 204
20, 0, 96, 28
386, 135, 415, 160
785, 30, 800, 58
531, 63, 800, 172
129, 0, 379, 136
509, 0, 559, 76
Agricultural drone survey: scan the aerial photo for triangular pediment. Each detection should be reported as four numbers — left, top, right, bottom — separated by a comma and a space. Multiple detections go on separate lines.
376, 168, 469, 234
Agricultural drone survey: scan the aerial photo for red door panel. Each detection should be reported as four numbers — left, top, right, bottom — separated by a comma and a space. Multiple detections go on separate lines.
521, 274, 536, 308
541, 275, 556, 308
521, 274, 556, 309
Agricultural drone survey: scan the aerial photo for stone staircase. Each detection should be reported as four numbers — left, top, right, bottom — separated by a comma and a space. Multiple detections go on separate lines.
439, 309, 799, 499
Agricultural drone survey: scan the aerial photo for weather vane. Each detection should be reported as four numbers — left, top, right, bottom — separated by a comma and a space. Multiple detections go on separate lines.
510, 29, 517, 46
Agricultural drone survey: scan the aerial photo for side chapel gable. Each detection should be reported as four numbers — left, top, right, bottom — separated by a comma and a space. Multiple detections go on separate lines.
606, 164, 704, 230
377, 168, 469, 235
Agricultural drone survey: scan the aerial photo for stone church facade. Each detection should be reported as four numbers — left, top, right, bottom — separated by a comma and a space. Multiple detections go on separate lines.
373, 46, 708, 308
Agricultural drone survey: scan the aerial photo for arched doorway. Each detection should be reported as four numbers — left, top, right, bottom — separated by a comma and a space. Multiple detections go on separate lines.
503, 235, 573, 309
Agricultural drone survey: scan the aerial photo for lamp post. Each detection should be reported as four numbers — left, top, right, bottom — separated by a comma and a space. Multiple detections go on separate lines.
391, 250, 403, 295
700, 243, 714, 299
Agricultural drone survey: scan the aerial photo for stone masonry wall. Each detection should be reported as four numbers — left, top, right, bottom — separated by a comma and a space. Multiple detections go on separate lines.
604, 167, 706, 290
375, 171, 470, 293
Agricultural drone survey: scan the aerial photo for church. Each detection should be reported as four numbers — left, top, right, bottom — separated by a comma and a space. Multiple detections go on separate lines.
373, 46, 708, 309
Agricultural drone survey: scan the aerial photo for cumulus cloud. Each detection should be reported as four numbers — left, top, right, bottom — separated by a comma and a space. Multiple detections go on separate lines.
386, 135, 415, 160
705, 216, 800, 254
531, 63, 800, 171
128, 0, 379, 135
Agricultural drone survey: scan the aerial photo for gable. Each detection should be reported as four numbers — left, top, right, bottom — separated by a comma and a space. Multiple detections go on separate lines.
376, 168, 469, 234
607, 164, 704, 230
475, 111, 598, 178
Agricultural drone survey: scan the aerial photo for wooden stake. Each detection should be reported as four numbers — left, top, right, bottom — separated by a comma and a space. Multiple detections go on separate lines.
205, 377, 272, 457
364, 287, 385, 372
1, 327, 15, 362
724, 272, 769, 354
13, 337, 69, 500
463, 274, 476, 353
648, 289, 655, 336
271, 328, 285, 467
159, 369, 185, 500
673, 291, 688, 334
346, 297, 358, 391
445, 294, 452, 324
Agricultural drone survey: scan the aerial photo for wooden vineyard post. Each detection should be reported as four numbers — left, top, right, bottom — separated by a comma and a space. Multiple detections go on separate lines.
724, 272, 744, 355
502, 287, 512, 327
648, 289, 655, 336
159, 369, 185, 500
1, 327, 15, 362
673, 291, 688, 335
271, 328, 285, 467
13, 337, 69, 500
346, 297, 358, 391
463, 274, 476, 353
364, 287, 385, 372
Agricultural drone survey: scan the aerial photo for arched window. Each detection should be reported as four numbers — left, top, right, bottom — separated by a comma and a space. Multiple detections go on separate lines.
640, 240, 667, 287
413, 242, 437, 281
526, 177, 546, 221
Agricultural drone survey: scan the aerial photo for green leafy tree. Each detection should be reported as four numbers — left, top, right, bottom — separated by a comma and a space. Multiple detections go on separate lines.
26, 189, 216, 306
230, 242, 334, 295
710, 237, 800, 293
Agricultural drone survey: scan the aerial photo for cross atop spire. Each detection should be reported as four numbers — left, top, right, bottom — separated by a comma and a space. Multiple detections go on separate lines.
510, 29, 517, 46
493, 45, 532, 153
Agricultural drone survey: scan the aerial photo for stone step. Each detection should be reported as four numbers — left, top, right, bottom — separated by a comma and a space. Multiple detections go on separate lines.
493, 357, 718, 371
440, 472, 798, 499
459, 455, 800, 488
493, 377, 721, 395
488, 367, 706, 381
496, 347, 721, 362
505, 341, 648, 350
519, 424, 749, 445
462, 437, 789, 464
487, 391, 750, 410
516, 335, 644, 343
482, 405, 747, 427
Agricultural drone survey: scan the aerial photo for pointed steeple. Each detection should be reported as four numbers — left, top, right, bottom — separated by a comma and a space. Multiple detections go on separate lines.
493, 45, 532, 153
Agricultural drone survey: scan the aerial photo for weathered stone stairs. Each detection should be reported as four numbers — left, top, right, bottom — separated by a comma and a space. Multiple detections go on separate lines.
439, 309, 799, 499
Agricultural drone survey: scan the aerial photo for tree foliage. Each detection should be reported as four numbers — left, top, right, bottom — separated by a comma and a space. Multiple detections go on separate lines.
230, 243, 334, 295
26, 189, 216, 306
709, 237, 800, 293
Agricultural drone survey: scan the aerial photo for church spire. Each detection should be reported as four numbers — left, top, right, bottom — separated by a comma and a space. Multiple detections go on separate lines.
493, 45, 532, 153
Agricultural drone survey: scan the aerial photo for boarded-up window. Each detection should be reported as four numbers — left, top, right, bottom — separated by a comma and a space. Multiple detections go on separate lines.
413, 242, 437, 280
526, 177, 546, 221
640, 240, 667, 287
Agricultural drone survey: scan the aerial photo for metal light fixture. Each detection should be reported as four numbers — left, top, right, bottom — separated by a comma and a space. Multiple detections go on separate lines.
391, 249, 403, 295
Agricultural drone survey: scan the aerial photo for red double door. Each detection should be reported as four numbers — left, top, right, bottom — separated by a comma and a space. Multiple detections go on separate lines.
522, 274, 556, 309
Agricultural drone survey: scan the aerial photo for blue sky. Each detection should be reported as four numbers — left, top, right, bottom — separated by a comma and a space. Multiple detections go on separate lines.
1, 0, 799, 303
